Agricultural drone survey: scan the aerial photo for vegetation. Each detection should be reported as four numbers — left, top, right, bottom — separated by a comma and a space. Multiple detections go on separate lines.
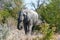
0, 0, 23, 40
0, 9, 10, 23
36, 0, 60, 33
0, 0, 23, 23
33, 0, 60, 40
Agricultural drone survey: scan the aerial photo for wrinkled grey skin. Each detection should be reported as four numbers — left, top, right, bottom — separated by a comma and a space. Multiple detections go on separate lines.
17, 9, 42, 35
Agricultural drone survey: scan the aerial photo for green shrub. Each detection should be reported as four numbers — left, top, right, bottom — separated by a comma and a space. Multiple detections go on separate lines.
33, 22, 56, 40
0, 9, 10, 23
40, 23, 56, 40
36, 0, 60, 33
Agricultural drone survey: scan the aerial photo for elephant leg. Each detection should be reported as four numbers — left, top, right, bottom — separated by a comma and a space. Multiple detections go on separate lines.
24, 23, 28, 34
31, 26, 35, 34
28, 21, 33, 35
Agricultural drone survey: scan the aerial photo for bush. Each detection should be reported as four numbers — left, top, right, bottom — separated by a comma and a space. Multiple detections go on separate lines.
40, 23, 56, 40
0, 9, 10, 23
36, 0, 60, 33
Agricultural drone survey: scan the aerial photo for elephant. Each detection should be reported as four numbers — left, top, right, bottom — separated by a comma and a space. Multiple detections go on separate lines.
17, 8, 43, 35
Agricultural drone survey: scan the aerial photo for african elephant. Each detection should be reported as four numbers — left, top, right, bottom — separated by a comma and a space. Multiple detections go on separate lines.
17, 8, 42, 35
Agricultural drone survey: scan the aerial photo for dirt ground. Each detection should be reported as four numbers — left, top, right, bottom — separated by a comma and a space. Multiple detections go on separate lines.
5, 28, 60, 40
6, 29, 43, 40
